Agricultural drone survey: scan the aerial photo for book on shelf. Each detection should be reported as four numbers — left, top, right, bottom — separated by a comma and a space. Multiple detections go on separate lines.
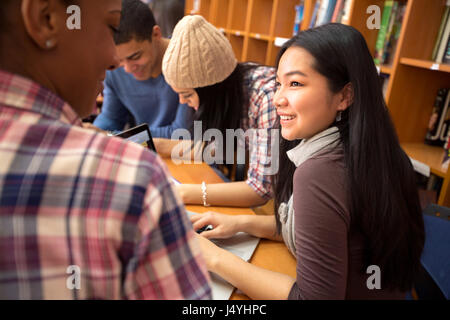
442, 132, 450, 171
340, 0, 353, 25
314, 0, 338, 27
293, 1, 305, 36
374, 0, 395, 65
381, 2, 406, 65
425, 88, 450, 147
309, 0, 321, 28
436, 10, 450, 64
331, 0, 344, 23
323, 0, 337, 25
307, 0, 352, 28
432, 0, 450, 62
443, 35, 450, 64
315, 0, 329, 27
380, 1, 399, 64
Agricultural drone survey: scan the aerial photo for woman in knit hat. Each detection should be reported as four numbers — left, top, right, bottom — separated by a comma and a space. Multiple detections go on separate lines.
161, 15, 278, 208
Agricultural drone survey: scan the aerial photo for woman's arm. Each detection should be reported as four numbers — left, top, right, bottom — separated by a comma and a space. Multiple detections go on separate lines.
190, 212, 282, 241
197, 234, 295, 300
178, 181, 267, 207
154, 139, 269, 207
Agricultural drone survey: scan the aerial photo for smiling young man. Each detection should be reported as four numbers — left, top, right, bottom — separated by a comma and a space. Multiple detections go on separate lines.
92, 0, 194, 138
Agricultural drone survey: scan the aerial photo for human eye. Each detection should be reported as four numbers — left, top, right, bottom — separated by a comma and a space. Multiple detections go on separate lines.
131, 54, 142, 61
290, 81, 303, 87
109, 26, 119, 36
275, 80, 281, 89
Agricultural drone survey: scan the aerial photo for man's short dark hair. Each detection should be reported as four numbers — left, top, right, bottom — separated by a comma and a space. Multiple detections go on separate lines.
115, 0, 157, 45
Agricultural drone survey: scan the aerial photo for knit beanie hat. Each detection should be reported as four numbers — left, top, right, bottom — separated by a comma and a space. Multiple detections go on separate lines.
162, 15, 237, 89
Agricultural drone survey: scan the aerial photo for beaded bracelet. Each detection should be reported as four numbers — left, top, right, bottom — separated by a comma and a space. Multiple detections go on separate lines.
201, 181, 210, 207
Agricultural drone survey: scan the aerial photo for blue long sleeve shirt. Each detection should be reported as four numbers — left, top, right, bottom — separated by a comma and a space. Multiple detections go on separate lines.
94, 67, 194, 138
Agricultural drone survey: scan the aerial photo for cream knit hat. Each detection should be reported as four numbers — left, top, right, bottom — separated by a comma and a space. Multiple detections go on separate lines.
162, 15, 237, 89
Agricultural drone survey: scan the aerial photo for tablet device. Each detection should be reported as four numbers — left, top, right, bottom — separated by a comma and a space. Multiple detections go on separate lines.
114, 123, 156, 152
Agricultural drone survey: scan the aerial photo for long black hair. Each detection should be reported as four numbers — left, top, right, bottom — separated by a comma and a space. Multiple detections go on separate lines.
272, 23, 424, 292
192, 63, 259, 164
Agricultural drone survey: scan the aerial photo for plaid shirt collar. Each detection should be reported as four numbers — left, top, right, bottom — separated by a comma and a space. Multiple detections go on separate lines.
0, 69, 82, 126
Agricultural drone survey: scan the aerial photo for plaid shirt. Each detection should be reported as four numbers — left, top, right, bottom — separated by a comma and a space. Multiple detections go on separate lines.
242, 65, 278, 200
0, 70, 211, 300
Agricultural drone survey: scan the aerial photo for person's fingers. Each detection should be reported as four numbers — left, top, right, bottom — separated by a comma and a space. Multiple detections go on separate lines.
199, 228, 221, 239
189, 213, 203, 223
192, 218, 211, 231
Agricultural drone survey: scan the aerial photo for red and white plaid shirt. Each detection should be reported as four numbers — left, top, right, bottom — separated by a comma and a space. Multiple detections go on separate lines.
242, 65, 278, 200
0, 70, 211, 300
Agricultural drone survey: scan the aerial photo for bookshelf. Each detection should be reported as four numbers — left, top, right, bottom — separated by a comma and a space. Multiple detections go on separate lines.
185, 0, 450, 206
185, 0, 301, 65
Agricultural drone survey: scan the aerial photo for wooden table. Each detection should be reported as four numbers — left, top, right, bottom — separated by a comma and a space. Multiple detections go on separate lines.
164, 159, 297, 300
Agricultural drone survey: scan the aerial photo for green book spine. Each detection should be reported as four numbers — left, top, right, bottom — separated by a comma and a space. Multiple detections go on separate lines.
374, 0, 394, 65
381, 1, 399, 64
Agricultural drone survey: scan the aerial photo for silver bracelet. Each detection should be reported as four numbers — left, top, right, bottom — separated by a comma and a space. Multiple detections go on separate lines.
201, 181, 210, 207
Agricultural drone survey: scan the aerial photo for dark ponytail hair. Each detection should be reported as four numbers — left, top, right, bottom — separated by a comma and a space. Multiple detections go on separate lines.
273, 23, 424, 292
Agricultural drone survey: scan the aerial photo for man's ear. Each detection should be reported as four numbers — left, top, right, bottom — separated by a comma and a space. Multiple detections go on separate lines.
21, 0, 64, 50
151, 25, 162, 41
338, 82, 354, 111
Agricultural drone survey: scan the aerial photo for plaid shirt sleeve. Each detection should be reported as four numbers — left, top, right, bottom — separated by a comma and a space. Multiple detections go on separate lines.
122, 155, 212, 300
245, 67, 278, 200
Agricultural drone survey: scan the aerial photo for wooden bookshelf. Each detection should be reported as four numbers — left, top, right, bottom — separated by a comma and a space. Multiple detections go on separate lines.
402, 142, 446, 178
400, 57, 450, 73
379, 64, 393, 74
185, 0, 450, 206
186, 0, 301, 65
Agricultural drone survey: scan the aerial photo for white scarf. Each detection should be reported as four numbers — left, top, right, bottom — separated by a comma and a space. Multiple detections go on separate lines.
279, 126, 341, 256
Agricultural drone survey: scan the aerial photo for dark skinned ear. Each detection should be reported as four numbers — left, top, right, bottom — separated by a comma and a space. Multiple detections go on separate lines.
21, 0, 63, 50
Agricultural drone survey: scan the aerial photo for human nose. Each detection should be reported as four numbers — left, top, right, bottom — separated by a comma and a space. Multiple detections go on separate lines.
274, 89, 288, 109
108, 52, 120, 71
179, 95, 187, 105
122, 61, 136, 74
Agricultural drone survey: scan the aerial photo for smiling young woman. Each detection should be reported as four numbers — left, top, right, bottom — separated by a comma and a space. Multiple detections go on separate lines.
191, 23, 425, 300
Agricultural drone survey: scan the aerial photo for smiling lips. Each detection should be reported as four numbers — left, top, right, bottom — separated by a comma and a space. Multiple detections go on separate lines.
279, 113, 296, 123
279, 115, 296, 121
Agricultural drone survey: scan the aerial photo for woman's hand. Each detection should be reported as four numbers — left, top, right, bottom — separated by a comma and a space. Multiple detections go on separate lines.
190, 212, 241, 239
